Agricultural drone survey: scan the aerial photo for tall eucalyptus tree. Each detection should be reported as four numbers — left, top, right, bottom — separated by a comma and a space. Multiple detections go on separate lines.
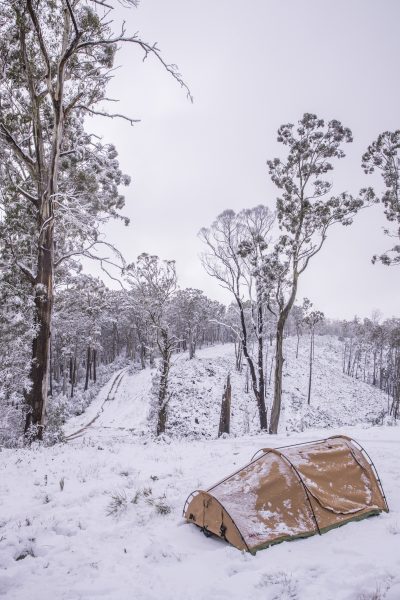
264, 113, 364, 433
0, 0, 189, 438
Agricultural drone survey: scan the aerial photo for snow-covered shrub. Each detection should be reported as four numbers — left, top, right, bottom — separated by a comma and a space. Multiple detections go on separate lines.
382, 414, 400, 427
0, 404, 25, 448
43, 394, 70, 445
145, 494, 172, 516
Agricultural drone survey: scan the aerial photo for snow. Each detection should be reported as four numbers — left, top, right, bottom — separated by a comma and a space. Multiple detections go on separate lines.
163, 336, 390, 439
0, 338, 399, 599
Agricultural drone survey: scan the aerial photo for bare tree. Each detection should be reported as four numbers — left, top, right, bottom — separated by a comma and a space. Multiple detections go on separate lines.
200, 205, 275, 430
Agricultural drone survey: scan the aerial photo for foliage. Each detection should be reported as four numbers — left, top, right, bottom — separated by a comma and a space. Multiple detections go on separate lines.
362, 130, 400, 265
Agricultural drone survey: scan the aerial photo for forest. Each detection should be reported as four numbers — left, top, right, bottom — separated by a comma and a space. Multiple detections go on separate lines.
0, 2, 399, 600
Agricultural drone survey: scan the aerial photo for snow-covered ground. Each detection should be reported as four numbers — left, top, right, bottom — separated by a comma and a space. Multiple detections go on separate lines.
1, 339, 399, 600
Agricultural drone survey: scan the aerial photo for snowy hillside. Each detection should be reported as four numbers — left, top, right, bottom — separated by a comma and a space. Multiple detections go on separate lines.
121, 335, 388, 440
1, 338, 399, 600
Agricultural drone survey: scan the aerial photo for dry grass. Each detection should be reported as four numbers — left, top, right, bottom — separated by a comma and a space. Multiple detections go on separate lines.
358, 587, 383, 600
106, 490, 128, 517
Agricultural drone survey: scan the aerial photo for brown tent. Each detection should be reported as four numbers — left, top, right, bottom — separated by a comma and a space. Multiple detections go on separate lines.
183, 435, 388, 554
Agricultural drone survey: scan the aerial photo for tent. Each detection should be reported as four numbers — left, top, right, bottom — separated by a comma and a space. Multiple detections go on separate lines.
183, 435, 389, 554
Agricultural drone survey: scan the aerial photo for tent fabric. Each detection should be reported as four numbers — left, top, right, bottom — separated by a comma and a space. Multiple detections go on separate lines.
183, 435, 388, 554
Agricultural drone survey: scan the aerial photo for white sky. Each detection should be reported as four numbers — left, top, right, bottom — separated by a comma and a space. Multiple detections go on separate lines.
87, 0, 400, 320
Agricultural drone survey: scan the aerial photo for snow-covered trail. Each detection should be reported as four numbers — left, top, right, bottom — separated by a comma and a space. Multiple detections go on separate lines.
93, 368, 152, 436
63, 367, 131, 441
63, 350, 188, 442
63, 344, 230, 443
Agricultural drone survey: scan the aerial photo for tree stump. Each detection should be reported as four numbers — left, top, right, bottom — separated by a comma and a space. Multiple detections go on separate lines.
218, 374, 231, 437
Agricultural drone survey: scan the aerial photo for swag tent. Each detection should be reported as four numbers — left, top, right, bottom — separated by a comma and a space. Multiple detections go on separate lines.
183, 435, 388, 554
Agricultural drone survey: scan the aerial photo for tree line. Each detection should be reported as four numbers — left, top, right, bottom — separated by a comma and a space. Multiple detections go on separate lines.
0, 263, 230, 442
338, 316, 400, 420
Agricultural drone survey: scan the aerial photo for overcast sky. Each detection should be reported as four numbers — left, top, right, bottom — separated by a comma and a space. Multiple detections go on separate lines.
88, 0, 400, 320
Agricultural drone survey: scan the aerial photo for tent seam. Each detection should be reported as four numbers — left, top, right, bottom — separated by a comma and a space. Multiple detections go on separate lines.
268, 449, 322, 536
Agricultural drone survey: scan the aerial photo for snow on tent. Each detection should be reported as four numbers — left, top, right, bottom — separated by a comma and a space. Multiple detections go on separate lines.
183, 435, 389, 554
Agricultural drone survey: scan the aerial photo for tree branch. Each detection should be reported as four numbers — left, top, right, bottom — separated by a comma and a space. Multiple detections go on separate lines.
0, 123, 36, 171
65, 0, 80, 38
26, 0, 51, 81
16, 185, 39, 207
77, 34, 193, 102
6, 238, 36, 284
76, 106, 140, 125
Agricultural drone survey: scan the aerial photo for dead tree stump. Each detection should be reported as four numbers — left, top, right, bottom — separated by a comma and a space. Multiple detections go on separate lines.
218, 374, 231, 437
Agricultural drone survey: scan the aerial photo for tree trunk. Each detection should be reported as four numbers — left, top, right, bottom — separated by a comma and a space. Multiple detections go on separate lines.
363, 350, 367, 382
347, 338, 352, 375
270, 318, 284, 434
141, 345, 146, 369
62, 359, 67, 396
93, 349, 97, 383
49, 336, 53, 397
112, 323, 117, 361
256, 303, 267, 429
157, 329, 171, 435
234, 340, 243, 372
236, 295, 267, 430
188, 330, 195, 359
71, 348, 77, 398
218, 374, 231, 437
84, 346, 91, 391
269, 273, 298, 434
24, 230, 54, 438
307, 332, 313, 405
22, 10, 73, 438
373, 349, 377, 386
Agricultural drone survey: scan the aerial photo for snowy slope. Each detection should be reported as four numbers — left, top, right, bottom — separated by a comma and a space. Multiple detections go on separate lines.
165, 336, 389, 438
0, 339, 399, 600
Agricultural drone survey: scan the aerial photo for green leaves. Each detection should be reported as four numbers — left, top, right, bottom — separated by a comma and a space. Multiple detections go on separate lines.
268, 113, 360, 261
